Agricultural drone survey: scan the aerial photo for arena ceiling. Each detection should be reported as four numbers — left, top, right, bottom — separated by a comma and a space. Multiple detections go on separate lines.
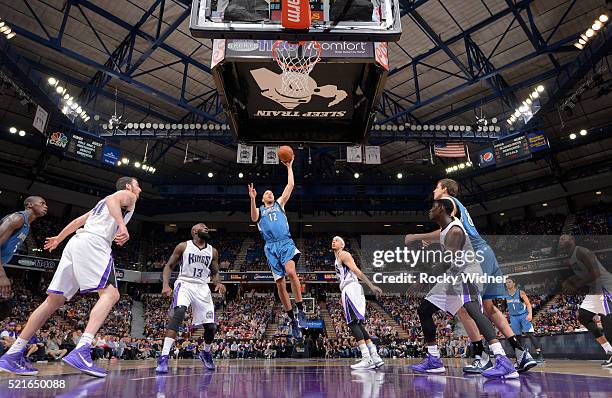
1, 0, 612, 208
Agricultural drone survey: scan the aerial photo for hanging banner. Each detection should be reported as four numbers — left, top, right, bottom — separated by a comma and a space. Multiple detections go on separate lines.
364, 146, 381, 164
347, 145, 363, 163
33, 106, 49, 134
237, 143, 254, 164
263, 146, 280, 164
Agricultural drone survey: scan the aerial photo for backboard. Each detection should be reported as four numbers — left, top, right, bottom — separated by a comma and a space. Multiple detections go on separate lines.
190, 0, 402, 41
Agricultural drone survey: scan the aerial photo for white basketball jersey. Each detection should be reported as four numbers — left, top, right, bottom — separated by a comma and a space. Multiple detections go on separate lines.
570, 246, 612, 292
177, 241, 214, 284
335, 251, 359, 291
77, 197, 134, 245
440, 218, 479, 269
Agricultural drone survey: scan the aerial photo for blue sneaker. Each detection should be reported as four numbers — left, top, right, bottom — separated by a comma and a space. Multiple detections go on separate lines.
62, 345, 107, 378
515, 349, 537, 373
199, 350, 215, 370
290, 319, 302, 339
156, 355, 169, 373
482, 355, 519, 379
296, 310, 308, 329
410, 354, 445, 373
0, 351, 39, 376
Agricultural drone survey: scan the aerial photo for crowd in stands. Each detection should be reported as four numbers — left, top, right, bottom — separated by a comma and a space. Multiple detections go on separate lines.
571, 204, 612, 236
532, 294, 585, 335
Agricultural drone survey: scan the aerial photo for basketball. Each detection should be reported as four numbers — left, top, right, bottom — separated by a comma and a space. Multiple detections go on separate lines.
277, 145, 294, 163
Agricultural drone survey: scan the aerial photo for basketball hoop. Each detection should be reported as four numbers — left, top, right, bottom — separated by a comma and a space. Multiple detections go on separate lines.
272, 40, 322, 96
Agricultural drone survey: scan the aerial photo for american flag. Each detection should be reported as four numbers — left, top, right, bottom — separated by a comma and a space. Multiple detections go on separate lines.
433, 142, 466, 158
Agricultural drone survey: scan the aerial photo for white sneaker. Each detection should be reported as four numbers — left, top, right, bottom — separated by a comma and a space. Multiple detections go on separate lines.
371, 354, 384, 368
351, 358, 375, 370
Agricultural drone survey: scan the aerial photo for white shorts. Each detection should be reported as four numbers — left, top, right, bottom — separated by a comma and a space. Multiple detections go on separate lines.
47, 233, 116, 300
580, 291, 611, 315
172, 280, 215, 325
341, 282, 366, 324
425, 266, 483, 316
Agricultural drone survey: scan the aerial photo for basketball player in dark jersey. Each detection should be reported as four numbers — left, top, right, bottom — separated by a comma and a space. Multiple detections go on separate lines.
0, 197, 48, 313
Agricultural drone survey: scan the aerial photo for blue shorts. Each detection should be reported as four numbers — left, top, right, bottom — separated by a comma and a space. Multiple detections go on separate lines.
264, 239, 301, 281
476, 244, 506, 300
510, 313, 534, 335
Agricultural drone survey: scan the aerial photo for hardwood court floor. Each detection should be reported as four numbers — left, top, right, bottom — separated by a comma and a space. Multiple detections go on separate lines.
0, 358, 610, 397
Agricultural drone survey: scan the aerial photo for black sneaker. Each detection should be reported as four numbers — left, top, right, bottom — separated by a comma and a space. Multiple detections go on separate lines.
602, 353, 612, 368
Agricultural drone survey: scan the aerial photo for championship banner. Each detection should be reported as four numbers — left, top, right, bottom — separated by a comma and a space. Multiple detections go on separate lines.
237, 143, 254, 164
263, 146, 280, 164
33, 105, 49, 134
364, 146, 381, 164
347, 145, 363, 163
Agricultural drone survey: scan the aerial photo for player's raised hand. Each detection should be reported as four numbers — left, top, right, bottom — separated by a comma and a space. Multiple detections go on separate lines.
248, 183, 257, 199
114, 224, 130, 246
215, 283, 226, 295
282, 157, 294, 168
161, 284, 173, 297
44, 236, 61, 252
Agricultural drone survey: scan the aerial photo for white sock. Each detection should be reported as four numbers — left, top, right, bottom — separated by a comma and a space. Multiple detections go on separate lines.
162, 337, 175, 356
601, 341, 612, 354
359, 344, 371, 360
490, 342, 505, 357
204, 343, 211, 352
427, 345, 440, 358
76, 333, 94, 349
367, 342, 378, 356
7, 337, 29, 354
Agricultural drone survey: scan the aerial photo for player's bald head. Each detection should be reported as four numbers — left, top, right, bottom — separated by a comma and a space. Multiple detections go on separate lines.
24, 196, 44, 208
191, 223, 207, 235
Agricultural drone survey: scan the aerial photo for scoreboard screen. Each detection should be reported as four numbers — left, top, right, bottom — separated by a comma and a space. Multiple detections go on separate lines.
66, 133, 104, 162
493, 134, 532, 167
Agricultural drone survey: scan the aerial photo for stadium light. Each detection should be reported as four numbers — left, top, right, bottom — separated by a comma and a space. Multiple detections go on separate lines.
354, 172, 360, 179
569, 133, 577, 140
9, 127, 16, 134
18, 130, 25, 137
575, 15, 609, 49
48, 77, 57, 86
134, 162, 141, 168
596, 191, 602, 195
396, 172, 403, 179
600, 14, 609, 23
499, 212, 505, 216
238, 172, 244, 178
208, 172, 214, 178
579, 129, 587, 136
542, 203, 548, 207
383, 224, 391, 227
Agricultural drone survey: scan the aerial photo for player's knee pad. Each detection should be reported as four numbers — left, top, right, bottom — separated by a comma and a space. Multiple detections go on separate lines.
348, 321, 365, 341
463, 301, 496, 342
578, 308, 602, 338
203, 323, 216, 343
168, 305, 187, 332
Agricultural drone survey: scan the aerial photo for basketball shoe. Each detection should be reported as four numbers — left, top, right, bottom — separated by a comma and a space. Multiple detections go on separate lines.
515, 349, 537, 373
62, 344, 107, 377
0, 351, 39, 376
156, 355, 169, 373
410, 354, 446, 373
199, 350, 215, 370
482, 355, 519, 379
351, 357, 375, 370
463, 355, 493, 373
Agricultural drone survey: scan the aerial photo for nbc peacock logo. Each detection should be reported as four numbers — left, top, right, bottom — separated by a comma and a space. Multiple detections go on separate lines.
48, 131, 68, 149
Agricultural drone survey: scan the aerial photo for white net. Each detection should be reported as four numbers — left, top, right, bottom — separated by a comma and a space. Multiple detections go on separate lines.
272, 41, 322, 97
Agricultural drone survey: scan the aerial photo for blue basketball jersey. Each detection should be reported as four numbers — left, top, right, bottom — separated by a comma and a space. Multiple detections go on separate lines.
257, 201, 291, 243
504, 289, 527, 315
0, 211, 29, 264
449, 196, 487, 250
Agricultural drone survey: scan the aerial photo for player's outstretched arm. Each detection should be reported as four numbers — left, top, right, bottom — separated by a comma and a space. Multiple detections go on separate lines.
340, 251, 382, 296
44, 211, 92, 252
278, 158, 294, 208
248, 183, 259, 222
210, 248, 226, 295
405, 229, 441, 246
566, 247, 601, 290
162, 242, 187, 296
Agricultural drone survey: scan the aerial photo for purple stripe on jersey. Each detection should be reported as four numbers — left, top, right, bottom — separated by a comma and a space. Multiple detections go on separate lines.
603, 288, 611, 316
344, 294, 365, 323
46, 289, 64, 295
172, 283, 181, 308
96, 256, 114, 290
